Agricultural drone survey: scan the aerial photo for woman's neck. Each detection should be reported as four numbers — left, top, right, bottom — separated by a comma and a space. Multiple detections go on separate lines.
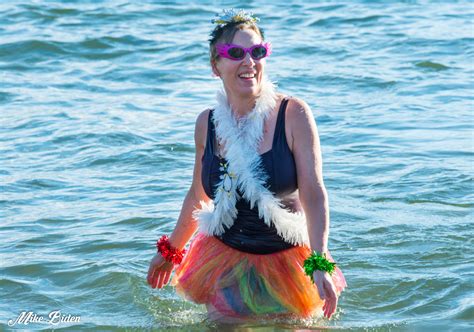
219, 75, 278, 119
225, 92, 257, 119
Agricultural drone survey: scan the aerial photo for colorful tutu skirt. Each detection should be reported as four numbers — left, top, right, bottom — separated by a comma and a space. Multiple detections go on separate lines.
170, 232, 347, 319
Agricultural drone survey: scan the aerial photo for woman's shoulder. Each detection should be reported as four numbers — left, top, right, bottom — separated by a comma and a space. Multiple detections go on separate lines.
282, 94, 311, 113
196, 108, 212, 125
194, 108, 212, 148
280, 94, 314, 127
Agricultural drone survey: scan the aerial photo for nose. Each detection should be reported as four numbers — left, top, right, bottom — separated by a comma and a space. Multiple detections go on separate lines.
243, 51, 256, 65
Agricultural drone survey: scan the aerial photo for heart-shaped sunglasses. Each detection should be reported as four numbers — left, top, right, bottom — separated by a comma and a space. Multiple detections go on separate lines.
216, 42, 272, 61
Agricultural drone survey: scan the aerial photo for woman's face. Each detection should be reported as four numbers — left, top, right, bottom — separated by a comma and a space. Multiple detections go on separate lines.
212, 29, 266, 98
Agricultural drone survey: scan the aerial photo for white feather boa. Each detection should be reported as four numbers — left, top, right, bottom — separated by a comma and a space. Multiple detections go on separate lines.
193, 76, 310, 247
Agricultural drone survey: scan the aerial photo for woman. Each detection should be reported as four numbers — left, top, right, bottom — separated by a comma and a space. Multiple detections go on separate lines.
147, 9, 347, 322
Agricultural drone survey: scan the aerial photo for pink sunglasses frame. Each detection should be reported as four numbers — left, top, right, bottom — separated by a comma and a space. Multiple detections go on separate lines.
216, 42, 272, 61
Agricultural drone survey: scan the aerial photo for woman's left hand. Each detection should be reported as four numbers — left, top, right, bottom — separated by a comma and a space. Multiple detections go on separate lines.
313, 270, 338, 319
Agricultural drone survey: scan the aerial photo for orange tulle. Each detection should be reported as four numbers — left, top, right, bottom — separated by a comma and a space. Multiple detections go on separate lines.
170, 232, 347, 318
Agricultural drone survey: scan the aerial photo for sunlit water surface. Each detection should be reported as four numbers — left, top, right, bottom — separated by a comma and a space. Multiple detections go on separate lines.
1, 1, 472, 331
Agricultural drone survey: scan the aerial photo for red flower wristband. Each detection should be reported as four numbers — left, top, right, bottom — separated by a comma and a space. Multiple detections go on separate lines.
156, 235, 186, 265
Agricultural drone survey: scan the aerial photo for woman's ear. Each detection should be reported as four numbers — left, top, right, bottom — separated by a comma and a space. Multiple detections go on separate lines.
211, 60, 220, 78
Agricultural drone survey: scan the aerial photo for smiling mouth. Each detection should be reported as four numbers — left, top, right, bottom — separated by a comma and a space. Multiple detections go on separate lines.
238, 74, 256, 82
239, 72, 256, 78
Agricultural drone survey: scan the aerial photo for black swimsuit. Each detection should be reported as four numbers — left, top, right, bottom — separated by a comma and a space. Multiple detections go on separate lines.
201, 97, 299, 254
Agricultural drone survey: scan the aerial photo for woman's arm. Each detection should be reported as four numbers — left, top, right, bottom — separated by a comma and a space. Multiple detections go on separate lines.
288, 98, 329, 254
289, 97, 339, 319
167, 109, 212, 250
147, 109, 212, 289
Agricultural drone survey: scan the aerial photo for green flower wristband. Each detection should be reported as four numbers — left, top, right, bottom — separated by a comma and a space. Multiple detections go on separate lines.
303, 251, 337, 283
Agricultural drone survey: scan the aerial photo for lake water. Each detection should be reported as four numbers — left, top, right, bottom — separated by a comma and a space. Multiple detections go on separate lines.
1, 1, 473, 331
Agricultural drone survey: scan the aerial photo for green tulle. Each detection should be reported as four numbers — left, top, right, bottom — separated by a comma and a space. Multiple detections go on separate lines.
303, 251, 337, 283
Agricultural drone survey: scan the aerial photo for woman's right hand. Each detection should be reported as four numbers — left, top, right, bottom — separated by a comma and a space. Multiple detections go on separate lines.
147, 253, 175, 289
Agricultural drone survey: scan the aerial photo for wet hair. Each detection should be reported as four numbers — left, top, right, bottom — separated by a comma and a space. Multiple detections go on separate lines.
208, 21, 266, 64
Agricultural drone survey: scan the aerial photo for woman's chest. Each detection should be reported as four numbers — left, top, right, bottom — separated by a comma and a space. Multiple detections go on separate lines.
204, 151, 297, 199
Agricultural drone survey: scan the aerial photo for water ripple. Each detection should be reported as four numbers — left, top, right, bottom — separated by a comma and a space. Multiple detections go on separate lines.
1, 1, 472, 330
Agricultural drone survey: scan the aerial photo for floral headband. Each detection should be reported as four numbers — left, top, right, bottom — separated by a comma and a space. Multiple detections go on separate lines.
211, 8, 260, 27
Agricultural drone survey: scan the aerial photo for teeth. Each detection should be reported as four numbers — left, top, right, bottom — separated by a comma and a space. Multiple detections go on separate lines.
239, 73, 255, 78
